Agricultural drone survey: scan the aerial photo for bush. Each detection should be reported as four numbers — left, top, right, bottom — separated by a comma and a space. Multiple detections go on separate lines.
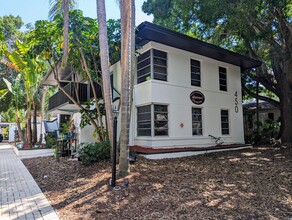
45, 132, 57, 148
245, 119, 280, 145
77, 141, 110, 165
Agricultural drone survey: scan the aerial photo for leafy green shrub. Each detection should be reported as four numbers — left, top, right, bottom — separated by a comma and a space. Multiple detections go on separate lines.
245, 119, 280, 145
77, 141, 110, 165
45, 132, 57, 148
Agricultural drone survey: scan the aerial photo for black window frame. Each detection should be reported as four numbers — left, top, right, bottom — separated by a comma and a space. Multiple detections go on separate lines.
153, 49, 167, 82
137, 105, 152, 136
137, 50, 151, 84
191, 59, 201, 87
192, 107, 203, 135
137, 49, 167, 84
221, 109, 230, 135
219, 67, 227, 91
154, 104, 168, 136
136, 104, 169, 137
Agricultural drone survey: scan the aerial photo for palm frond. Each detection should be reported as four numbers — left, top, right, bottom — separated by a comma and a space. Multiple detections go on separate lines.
6, 52, 26, 70
48, 0, 77, 20
0, 58, 19, 71
3, 78, 12, 93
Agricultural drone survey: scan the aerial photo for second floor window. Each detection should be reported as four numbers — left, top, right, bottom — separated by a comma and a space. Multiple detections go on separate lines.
137, 49, 167, 84
191, 59, 201, 87
219, 67, 227, 91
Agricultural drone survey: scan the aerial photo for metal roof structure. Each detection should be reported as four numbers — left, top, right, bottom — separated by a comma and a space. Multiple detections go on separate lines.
136, 22, 262, 70
243, 100, 278, 110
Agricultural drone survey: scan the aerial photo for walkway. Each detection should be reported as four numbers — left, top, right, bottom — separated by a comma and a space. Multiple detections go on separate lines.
0, 143, 60, 220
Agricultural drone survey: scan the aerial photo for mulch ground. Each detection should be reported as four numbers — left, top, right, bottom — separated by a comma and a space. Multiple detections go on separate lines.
22, 146, 292, 220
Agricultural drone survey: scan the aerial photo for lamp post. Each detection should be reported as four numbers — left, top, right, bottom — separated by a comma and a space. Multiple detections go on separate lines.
111, 107, 119, 187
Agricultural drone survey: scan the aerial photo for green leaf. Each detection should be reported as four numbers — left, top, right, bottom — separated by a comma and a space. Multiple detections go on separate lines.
0, 89, 8, 99
3, 78, 12, 93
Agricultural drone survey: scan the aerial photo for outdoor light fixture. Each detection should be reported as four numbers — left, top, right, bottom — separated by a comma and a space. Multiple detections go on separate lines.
111, 106, 119, 187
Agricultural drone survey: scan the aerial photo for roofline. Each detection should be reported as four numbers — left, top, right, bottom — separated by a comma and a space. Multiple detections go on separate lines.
136, 22, 262, 70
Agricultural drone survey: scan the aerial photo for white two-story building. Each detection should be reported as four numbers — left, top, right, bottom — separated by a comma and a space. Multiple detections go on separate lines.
44, 22, 261, 158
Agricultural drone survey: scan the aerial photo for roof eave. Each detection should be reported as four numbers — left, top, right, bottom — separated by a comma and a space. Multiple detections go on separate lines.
136, 22, 262, 70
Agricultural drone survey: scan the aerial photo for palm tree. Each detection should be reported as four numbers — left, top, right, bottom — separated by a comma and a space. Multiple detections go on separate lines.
96, 0, 114, 153
0, 76, 25, 142
48, 0, 77, 68
4, 40, 44, 145
118, 0, 135, 176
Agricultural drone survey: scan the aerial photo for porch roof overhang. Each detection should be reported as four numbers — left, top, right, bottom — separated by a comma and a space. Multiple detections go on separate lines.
136, 22, 262, 70
47, 103, 80, 115
42, 63, 73, 86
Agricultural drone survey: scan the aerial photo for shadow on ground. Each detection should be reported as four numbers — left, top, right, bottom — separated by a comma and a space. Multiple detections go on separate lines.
23, 146, 292, 220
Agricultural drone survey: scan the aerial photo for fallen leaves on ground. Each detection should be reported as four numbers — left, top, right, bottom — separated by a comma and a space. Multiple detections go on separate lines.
22, 146, 292, 220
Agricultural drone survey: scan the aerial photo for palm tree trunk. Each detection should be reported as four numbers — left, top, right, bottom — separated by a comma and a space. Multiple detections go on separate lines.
96, 0, 114, 152
118, 0, 135, 176
26, 108, 32, 145
61, 0, 69, 68
32, 102, 37, 144
39, 86, 48, 144
15, 113, 23, 142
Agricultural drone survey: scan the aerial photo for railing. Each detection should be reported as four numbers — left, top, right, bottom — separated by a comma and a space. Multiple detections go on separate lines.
48, 82, 102, 111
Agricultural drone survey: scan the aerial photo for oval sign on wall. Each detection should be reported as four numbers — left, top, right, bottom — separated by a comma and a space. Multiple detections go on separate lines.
190, 91, 205, 105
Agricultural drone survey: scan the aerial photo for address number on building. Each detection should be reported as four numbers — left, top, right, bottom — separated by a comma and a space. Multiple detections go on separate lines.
235, 91, 239, 113
190, 91, 205, 105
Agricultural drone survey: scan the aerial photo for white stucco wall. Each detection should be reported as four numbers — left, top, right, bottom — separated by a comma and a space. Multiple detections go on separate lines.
9, 124, 17, 142
259, 109, 281, 123
72, 112, 95, 144
111, 41, 245, 148
8, 121, 46, 143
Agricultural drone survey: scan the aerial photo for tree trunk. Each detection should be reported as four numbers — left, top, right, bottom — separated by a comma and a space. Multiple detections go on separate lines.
61, 0, 70, 68
48, 60, 101, 135
15, 113, 23, 142
255, 80, 259, 144
280, 59, 292, 145
79, 47, 106, 141
118, 0, 135, 176
26, 109, 32, 145
32, 102, 37, 144
39, 86, 48, 144
96, 0, 114, 151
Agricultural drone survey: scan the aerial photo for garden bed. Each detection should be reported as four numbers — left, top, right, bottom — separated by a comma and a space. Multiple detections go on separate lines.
13, 145, 53, 158
23, 146, 292, 219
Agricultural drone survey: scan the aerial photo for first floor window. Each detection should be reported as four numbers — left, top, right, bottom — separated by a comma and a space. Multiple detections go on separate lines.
221, 109, 229, 135
137, 105, 151, 136
154, 105, 168, 136
137, 104, 168, 136
192, 108, 203, 135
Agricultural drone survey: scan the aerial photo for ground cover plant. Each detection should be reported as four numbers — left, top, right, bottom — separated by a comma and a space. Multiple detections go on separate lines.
23, 146, 292, 220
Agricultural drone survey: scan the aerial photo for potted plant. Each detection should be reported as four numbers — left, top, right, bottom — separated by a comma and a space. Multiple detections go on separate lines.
61, 121, 72, 139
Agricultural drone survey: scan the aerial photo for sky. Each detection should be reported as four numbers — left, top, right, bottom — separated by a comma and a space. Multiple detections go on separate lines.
0, 0, 153, 28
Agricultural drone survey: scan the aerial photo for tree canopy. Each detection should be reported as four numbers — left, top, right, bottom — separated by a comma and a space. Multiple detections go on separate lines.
0, 15, 25, 112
